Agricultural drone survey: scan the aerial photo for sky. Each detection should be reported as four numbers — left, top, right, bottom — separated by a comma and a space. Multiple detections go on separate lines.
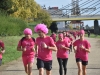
35, 0, 100, 27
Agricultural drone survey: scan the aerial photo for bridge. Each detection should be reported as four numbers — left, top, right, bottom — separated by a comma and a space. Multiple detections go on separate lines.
51, 15, 100, 21
45, 0, 100, 22
44, 0, 100, 33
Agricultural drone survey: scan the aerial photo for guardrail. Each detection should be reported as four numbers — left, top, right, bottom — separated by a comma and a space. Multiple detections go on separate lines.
51, 15, 100, 18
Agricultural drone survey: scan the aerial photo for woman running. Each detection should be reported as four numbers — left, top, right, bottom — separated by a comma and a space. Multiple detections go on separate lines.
56, 33, 70, 75
0, 40, 5, 66
73, 30, 91, 75
17, 28, 35, 75
34, 24, 57, 75
50, 32, 57, 42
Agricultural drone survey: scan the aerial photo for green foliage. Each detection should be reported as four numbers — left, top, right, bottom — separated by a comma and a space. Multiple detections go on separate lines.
0, 0, 14, 14
36, 9, 52, 27
0, 13, 27, 36
0, 0, 52, 29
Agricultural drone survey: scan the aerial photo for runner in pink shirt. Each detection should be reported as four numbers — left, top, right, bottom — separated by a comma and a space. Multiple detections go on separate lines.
50, 32, 57, 42
56, 33, 70, 75
63, 31, 71, 52
34, 24, 57, 75
63, 31, 71, 44
73, 30, 91, 75
0, 40, 5, 66
68, 34, 73, 53
17, 28, 35, 75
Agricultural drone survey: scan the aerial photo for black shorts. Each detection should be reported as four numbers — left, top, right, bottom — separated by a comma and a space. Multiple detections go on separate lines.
37, 58, 52, 71
0, 59, 2, 66
76, 58, 88, 66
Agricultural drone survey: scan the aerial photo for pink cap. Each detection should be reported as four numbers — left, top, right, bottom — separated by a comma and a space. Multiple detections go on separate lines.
58, 33, 63, 38
23, 28, 32, 35
80, 30, 85, 35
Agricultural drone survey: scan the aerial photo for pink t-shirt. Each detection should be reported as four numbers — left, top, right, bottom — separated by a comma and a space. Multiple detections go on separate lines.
35, 36, 55, 61
69, 37, 73, 45
56, 40, 69, 58
64, 37, 71, 45
73, 39, 91, 61
0, 41, 5, 59
17, 38, 35, 57
50, 33, 56, 42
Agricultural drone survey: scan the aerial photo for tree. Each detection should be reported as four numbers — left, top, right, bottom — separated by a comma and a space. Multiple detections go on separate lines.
0, 0, 52, 26
49, 21, 58, 33
36, 9, 52, 27
0, 0, 14, 14
85, 24, 90, 29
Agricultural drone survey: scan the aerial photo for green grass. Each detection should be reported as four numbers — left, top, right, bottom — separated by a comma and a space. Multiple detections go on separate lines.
0, 34, 38, 64
85, 34, 100, 38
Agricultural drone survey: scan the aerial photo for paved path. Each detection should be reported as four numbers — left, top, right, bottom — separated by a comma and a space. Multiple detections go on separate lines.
0, 37, 100, 75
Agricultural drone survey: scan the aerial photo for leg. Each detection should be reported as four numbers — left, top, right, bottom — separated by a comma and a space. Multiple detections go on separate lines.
57, 58, 63, 75
27, 55, 34, 75
28, 62, 33, 75
24, 65, 28, 74
46, 70, 51, 75
37, 58, 44, 75
70, 45, 72, 52
82, 61, 88, 75
39, 68, 44, 75
0, 59, 2, 66
44, 60, 52, 75
22, 56, 28, 74
62, 58, 68, 75
82, 65, 87, 75
76, 58, 82, 75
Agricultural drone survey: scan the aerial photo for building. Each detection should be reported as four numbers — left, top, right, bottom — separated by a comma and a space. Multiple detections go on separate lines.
44, 6, 67, 31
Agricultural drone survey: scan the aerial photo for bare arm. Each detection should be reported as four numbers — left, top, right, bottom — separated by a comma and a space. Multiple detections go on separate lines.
47, 45, 57, 52
84, 48, 90, 53
35, 44, 38, 54
17, 46, 26, 51
62, 46, 70, 50
0, 48, 5, 54
17, 46, 23, 51
73, 46, 77, 53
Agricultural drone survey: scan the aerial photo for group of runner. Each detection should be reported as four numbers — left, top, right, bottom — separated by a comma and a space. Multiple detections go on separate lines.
50, 29, 91, 75
0, 23, 91, 75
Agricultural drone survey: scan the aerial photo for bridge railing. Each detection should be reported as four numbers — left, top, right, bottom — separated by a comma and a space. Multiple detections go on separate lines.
51, 15, 100, 19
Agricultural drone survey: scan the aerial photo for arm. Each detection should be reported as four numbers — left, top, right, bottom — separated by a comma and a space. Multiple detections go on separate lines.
17, 46, 23, 51
73, 45, 77, 53
35, 44, 38, 54
61, 46, 70, 50
82, 47, 90, 53
81, 41, 91, 53
47, 45, 57, 52
0, 42, 5, 54
0, 48, 5, 54
35, 44, 38, 57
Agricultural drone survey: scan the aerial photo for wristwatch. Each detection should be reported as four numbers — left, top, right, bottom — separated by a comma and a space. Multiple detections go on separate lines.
47, 46, 49, 49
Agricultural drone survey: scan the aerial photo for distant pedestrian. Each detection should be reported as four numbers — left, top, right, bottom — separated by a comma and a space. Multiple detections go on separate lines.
17, 28, 35, 75
0, 40, 5, 66
87, 30, 90, 37
34, 24, 57, 75
73, 30, 91, 75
